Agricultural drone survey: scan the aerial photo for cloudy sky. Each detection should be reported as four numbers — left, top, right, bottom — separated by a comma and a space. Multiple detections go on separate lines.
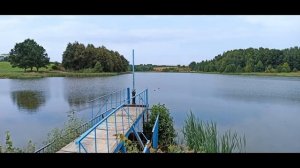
1, 15, 300, 65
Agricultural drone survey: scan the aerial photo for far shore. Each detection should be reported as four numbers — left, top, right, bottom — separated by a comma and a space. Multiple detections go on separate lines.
0, 71, 127, 79
133, 71, 300, 77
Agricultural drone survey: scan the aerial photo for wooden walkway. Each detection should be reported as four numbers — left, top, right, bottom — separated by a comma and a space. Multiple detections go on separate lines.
58, 106, 145, 153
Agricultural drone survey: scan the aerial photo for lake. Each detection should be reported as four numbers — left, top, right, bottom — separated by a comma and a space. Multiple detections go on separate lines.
1, 72, 300, 152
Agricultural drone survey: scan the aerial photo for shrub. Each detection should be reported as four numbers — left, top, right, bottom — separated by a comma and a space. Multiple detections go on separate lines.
293, 68, 298, 72
144, 104, 176, 151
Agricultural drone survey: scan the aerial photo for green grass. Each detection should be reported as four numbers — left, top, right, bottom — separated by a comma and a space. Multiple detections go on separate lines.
0, 62, 23, 72
182, 112, 246, 153
0, 62, 122, 79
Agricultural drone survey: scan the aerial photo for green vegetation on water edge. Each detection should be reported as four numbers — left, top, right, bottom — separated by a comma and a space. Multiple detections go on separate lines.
192, 71, 300, 77
0, 62, 123, 79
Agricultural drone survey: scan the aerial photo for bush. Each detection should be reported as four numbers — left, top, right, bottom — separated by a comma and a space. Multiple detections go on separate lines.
0, 131, 34, 153
51, 65, 59, 70
144, 104, 176, 151
42, 112, 84, 153
293, 68, 298, 72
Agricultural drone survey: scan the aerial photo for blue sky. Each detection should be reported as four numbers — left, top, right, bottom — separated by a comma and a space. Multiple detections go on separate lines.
1, 15, 300, 65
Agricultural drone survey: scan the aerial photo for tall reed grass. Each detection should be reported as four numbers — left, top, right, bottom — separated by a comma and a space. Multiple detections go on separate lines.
182, 112, 246, 153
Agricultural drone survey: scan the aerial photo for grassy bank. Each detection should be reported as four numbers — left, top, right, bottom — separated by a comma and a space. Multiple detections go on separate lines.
0, 62, 123, 79
196, 71, 300, 77
190, 70, 300, 77
230, 72, 300, 77
0, 71, 121, 79
139, 70, 300, 77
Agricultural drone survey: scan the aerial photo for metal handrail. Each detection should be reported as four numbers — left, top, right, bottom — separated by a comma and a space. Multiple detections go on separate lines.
88, 88, 126, 103
34, 88, 129, 153
77, 89, 148, 153
143, 115, 159, 153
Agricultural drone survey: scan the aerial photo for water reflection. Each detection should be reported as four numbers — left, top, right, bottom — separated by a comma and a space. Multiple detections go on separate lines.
67, 94, 98, 108
11, 90, 46, 113
63, 77, 126, 109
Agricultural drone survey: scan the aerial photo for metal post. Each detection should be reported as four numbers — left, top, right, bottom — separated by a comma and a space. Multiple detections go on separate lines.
132, 89, 136, 105
127, 88, 130, 104
132, 49, 135, 91
106, 119, 109, 153
91, 102, 94, 119
132, 49, 136, 105
94, 129, 97, 152
146, 89, 148, 106
115, 112, 118, 143
122, 109, 124, 134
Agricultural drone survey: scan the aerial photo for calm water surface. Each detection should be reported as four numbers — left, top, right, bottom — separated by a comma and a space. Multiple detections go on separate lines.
1, 72, 300, 152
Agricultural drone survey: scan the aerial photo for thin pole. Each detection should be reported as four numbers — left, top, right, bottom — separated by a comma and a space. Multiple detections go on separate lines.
132, 49, 135, 91
132, 49, 136, 105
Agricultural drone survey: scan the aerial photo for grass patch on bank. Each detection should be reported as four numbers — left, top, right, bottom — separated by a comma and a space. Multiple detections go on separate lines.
0, 71, 120, 79
0, 62, 123, 79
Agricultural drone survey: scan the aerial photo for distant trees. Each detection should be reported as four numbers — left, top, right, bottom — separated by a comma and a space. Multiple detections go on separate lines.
9, 39, 50, 72
129, 64, 154, 71
190, 47, 300, 73
62, 42, 129, 72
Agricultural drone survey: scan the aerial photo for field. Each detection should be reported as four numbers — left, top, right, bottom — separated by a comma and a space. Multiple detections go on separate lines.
0, 62, 120, 79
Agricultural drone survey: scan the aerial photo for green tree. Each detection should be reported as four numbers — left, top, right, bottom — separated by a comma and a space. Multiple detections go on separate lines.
236, 65, 243, 72
189, 61, 197, 71
93, 61, 103, 72
265, 65, 274, 73
9, 39, 49, 72
281, 62, 291, 72
144, 104, 176, 151
224, 64, 236, 73
244, 58, 254, 72
191, 46, 300, 74
62, 42, 128, 72
255, 60, 264, 72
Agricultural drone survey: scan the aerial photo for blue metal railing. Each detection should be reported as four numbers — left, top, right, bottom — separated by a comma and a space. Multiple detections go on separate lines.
35, 88, 130, 153
88, 88, 128, 119
143, 115, 159, 153
76, 89, 148, 153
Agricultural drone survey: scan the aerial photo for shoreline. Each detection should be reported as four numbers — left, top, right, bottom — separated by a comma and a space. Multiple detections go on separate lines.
0, 71, 129, 79
133, 71, 300, 77
1, 70, 300, 79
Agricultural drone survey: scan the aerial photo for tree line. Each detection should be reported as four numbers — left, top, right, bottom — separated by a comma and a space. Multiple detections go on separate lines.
189, 47, 300, 73
7, 39, 129, 72
62, 42, 129, 72
129, 64, 154, 71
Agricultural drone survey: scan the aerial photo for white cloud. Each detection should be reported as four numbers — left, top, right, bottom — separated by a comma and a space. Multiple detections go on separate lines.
240, 15, 300, 32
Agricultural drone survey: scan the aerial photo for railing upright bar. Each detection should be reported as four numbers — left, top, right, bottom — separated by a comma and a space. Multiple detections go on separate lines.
127, 105, 130, 126
92, 102, 94, 119
94, 128, 97, 152
115, 111, 118, 144
122, 108, 125, 134
106, 119, 109, 153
